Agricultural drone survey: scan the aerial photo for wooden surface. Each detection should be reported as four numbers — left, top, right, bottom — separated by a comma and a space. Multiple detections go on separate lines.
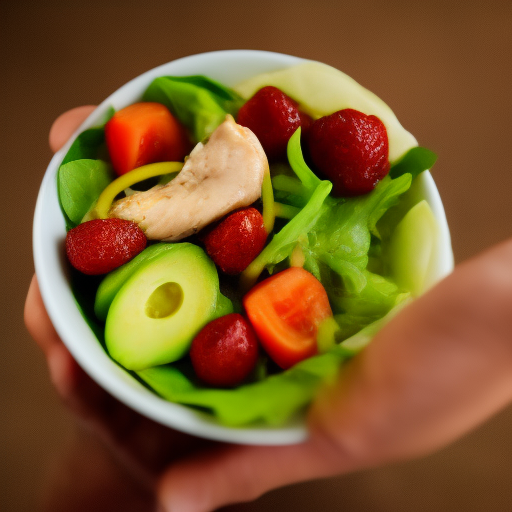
1, 0, 511, 510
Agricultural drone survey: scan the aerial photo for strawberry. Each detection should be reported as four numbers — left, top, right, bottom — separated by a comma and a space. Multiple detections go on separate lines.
237, 86, 312, 162
307, 108, 390, 196
65, 218, 147, 275
203, 207, 267, 275
190, 313, 259, 387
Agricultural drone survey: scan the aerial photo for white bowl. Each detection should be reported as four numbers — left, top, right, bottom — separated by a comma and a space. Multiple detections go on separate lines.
33, 50, 454, 445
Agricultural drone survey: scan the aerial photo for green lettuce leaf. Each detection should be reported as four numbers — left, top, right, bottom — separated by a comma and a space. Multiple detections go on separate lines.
58, 159, 113, 225
304, 175, 412, 322
241, 180, 332, 288
136, 315, 385, 426
58, 159, 114, 226
389, 146, 437, 180
57, 107, 114, 229
143, 75, 244, 142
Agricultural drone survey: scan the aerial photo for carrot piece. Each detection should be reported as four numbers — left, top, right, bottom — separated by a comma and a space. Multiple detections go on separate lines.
105, 102, 191, 176
243, 267, 333, 369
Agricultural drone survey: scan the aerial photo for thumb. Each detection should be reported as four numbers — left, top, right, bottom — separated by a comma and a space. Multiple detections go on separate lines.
49, 105, 96, 152
157, 239, 512, 512
157, 437, 345, 512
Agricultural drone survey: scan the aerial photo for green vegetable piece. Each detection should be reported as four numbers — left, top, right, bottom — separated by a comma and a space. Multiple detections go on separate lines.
58, 108, 115, 229
386, 199, 438, 296
332, 271, 409, 339
95, 243, 176, 321
60, 107, 114, 165
294, 174, 412, 338
240, 180, 333, 290
61, 127, 105, 166
105, 243, 233, 371
271, 175, 310, 208
286, 127, 321, 191
308, 174, 412, 277
143, 75, 244, 142
136, 352, 340, 426
58, 159, 113, 225
135, 313, 385, 427
389, 146, 438, 180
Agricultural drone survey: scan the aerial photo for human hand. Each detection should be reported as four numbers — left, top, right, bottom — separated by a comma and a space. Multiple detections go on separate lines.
26, 106, 512, 512
26, 107, 213, 493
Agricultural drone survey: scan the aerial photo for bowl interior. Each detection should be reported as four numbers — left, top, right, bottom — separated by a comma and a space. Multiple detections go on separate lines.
33, 50, 453, 445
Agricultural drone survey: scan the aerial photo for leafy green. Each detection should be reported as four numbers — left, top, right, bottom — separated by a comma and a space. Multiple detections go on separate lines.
245, 130, 413, 342
136, 316, 383, 426
304, 175, 412, 314
389, 146, 437, 180
286, 128, 321, 190
61, 127, 105, 166
60, 106, 114, 165
70, 270, 106, 346
57, 107, 114, 229
333, 272, 409, 339
241, 180, 332, 287
143, 75, 244, 142
270, 128, 323, 209
58, 159, 113, 225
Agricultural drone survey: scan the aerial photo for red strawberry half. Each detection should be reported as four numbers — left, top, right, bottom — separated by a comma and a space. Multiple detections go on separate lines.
203, 207, 267, 275
307, 108, 390, 196
190, 313, 259, 387
237, 86, 312, 162
66, 218, 147, 275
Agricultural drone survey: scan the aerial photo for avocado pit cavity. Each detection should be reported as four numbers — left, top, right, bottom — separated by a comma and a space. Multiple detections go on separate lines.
145, 282, 184, 319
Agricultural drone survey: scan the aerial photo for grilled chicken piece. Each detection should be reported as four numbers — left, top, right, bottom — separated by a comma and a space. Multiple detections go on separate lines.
109, 116, 268, 241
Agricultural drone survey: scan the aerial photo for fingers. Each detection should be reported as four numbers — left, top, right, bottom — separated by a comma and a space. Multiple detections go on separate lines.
49, 105, 96, 152
157, 437, 343, 512
25, 278, 203, 488
25, 275, 89, 399
25, 275, 63, 356
308, 238, 512, 470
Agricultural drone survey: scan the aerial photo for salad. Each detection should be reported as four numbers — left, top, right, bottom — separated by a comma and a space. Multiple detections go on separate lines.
57, 61, 440, 427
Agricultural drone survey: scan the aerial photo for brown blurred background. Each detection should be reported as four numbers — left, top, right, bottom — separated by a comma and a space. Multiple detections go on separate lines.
1, 0, 511, 510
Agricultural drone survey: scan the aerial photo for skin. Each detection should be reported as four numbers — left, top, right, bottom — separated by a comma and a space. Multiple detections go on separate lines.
25, 107, 512, 512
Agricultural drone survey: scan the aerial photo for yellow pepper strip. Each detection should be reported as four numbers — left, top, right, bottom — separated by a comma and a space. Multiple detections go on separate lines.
261, 168, 275, 234
92, 162, 183, 220
239, 257, 265, 293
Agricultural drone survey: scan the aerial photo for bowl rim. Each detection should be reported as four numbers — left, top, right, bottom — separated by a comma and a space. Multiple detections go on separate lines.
33, 49, 454, 446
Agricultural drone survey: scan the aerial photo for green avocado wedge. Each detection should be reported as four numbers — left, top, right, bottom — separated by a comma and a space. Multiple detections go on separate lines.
104, 243, 233, 371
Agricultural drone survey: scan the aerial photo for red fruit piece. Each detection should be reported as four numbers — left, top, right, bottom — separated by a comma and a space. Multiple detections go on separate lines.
203, 207, 267, 275
237, 86, 312, 162
307, 108, 390, 196
190, 313, 259, 387
66, 218, 147, 275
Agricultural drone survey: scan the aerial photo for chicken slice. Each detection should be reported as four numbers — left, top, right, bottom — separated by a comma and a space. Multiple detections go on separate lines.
109, 115, 268, 241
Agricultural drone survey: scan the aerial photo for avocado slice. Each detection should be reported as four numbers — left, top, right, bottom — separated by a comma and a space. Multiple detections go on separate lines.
104, 243, 233, 370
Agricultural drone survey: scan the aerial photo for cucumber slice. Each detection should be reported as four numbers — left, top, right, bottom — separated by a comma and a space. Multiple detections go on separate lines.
387, 200, 438, 297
